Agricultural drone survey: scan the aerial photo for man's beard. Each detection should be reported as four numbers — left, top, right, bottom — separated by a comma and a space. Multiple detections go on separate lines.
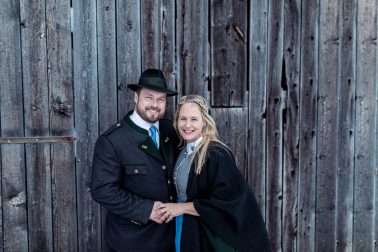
136, 106, 164, 124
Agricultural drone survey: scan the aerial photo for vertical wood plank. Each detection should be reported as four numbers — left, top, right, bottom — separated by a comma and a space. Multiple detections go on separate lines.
297, 0, 319, 251
316, 1, 340, 251
0, 152, 2, 252
161, 0, 177, 118
335, 0, 356, 251
98, 0, 117, 134
266, 0, 284, 250
116, 0, 141, 118
20, 0, 53, 250
211, 108, 247, 176
73, 0, 99, 250
248, 0, 268, 216
0, 0, 28, 251
375, 14, 378, 248
0, 148, 2, 252
177, 0, 209, 98
97, 1, 117, 250
375, 26, 378, 251
141, 0, 161, 69
142, 0, 177, 117
282, 0, 301, 251
210, 0, 247, 107
354, 0, 376, 251
46, 0, 77, 251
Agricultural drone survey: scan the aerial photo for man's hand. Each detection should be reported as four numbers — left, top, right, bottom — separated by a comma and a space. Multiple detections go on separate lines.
149, 201, 165, 224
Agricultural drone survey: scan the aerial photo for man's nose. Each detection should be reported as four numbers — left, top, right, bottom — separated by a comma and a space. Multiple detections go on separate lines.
151, 98, 158, 107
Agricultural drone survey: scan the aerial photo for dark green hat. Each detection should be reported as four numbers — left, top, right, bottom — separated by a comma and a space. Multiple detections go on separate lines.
128, 69, 178, 96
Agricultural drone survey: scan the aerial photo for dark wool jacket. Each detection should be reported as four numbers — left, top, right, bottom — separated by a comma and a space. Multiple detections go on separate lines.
179, 142, 272, 252
90, 111, 179, 252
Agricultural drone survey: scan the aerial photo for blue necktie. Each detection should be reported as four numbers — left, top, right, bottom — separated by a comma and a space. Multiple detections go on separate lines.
149, 126, 159, 148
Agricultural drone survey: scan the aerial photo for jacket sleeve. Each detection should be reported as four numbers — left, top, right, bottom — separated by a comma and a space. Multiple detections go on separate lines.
90, 135, 154, 224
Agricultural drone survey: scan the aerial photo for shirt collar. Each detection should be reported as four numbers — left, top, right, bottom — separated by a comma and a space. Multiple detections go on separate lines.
129, 110, 160, 133
186, 136, 203, 155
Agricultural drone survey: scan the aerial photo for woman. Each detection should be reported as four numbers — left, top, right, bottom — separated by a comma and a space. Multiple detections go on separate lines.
159, 95, 272, 252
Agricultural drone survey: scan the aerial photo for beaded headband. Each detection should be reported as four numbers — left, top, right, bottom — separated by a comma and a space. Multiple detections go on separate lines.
179, 95, 209, 111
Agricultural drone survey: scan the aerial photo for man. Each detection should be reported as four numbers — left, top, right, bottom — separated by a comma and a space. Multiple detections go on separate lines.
91, 69, 179, 252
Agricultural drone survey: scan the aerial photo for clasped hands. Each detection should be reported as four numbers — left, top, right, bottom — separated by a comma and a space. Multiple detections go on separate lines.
149, 201, 182, 224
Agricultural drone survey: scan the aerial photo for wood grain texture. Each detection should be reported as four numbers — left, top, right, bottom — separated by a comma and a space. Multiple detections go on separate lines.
98, 0, 117, 134
161, 0, 177, 118
47, 0, 77, 251
73, 0, 100, 250
282, 0, 301, 251
0, 1, 377, 251
210, 108, 247, 176
176, 0, 210, 98
0, 0, 28, 251
141, 0, 160, 69
316, 1, 340, 251
116, 0, 141, 118
354, 0, 377, 251
20, 0, 53, 250
210, 0, 247, 107
97, 1, 117, 250
265, 0, 284, 250
297, 0, 319, 251
335, 0, 356, 251
248, 0, 268, 217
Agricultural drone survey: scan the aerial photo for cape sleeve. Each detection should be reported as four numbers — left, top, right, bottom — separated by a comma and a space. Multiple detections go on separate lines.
90, 135, 154, 224
192, 145, 272, 252
192, 145, 249, 232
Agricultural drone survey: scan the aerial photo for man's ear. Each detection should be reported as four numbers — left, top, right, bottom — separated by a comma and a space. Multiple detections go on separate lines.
134, 92, 138, 103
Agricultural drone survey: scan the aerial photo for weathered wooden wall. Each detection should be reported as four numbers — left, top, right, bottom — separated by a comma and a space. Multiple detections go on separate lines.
0, 0, 377, 251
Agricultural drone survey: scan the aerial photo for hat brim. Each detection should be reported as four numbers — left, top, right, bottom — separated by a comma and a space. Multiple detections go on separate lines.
127, 84, 178, 96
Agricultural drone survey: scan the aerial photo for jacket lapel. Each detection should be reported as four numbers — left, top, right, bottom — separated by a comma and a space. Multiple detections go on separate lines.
139, 138, 165, 163
125, 113, 165, 163
159, 133, 172, 164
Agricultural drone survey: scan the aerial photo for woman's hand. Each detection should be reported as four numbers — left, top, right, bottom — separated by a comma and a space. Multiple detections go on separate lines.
159, 202, 200, 223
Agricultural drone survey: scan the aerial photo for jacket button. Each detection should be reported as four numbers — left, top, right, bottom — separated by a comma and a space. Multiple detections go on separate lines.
134, 169, 139, 174
161, 165, 166, 170
167, 180, 171, 184
170, 196, 173, 201
116, 123, 121, 127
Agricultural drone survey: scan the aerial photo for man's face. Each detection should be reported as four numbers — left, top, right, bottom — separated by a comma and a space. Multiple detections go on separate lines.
134, 88, 167, 124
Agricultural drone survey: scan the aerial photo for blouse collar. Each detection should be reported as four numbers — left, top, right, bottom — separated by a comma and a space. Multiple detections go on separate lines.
186, 136, 203, 155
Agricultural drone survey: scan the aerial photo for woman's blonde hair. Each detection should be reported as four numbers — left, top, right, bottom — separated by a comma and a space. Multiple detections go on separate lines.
174, 95, 227, 174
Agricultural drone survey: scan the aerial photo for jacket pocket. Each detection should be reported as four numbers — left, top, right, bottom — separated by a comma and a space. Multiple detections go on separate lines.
125, 165, 147, 175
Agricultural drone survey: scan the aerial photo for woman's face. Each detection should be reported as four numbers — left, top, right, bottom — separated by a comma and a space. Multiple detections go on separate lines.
177, 102, 205, 143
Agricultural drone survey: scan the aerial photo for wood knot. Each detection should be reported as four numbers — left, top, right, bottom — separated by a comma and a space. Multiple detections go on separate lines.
53, 97, 71, 116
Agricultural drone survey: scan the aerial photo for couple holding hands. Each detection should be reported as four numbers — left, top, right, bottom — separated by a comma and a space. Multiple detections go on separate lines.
91, 69, 272, 252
